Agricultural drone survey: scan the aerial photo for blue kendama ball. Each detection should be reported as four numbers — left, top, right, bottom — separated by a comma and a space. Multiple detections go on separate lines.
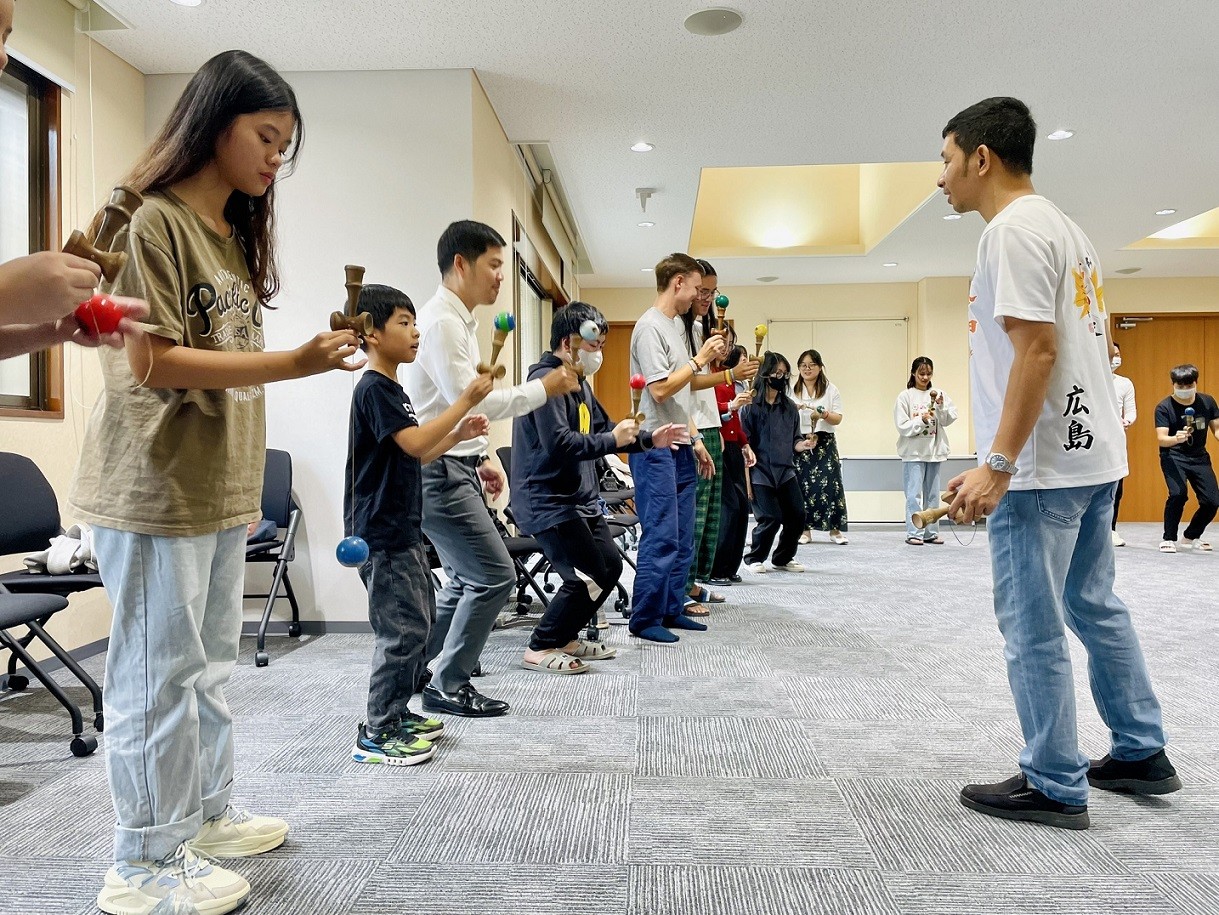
336, 536, 369, 567
493, 312, 516, 332
579, 320, 599, 341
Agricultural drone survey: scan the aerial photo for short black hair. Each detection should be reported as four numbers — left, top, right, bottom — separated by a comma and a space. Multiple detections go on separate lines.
356, 283, 414, 350
1171, 364, 1199, 385
943, 96, 1037, 176
549, 301, 608, 351
437, 220, 506, 276
694, 258, 717, 277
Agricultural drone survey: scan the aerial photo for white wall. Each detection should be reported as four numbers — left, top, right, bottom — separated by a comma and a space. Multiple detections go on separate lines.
147, 68, 475, 624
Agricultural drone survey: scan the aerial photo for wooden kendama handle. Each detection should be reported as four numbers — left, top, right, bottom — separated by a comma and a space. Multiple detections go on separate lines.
63, 185, 143, 282
330, 264, 373, 336
912, 491, 956, 529
477, 328, 510, 378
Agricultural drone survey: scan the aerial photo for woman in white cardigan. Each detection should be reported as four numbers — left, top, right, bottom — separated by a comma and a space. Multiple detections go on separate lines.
895, 357, 958, 544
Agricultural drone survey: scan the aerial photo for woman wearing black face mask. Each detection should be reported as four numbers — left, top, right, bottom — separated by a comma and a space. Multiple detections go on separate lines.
740, 352, 811, 573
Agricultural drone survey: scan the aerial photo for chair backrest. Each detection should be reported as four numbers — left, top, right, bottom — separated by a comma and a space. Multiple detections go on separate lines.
495, 446, 513, 479
260, 449, 296, 528
0, 452, 62, 556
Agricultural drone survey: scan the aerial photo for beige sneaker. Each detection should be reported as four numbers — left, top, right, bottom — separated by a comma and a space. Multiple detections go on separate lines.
188, 805, 289, 858
97, 843, 249, 915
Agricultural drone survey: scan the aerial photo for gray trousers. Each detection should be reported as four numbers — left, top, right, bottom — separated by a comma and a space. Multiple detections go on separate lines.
92, 525, 244, 863
421, 455, 516, 693
360, 544, 435, 730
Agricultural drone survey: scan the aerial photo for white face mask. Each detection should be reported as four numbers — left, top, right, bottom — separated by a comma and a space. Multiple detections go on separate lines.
1111, 356, 1121, 369
1174, 387, 1196, 400
577, 348, 603, 376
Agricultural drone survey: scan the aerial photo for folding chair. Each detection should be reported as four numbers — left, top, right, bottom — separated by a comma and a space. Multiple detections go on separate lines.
245, 449, 303, 668
0, 452, 104, 757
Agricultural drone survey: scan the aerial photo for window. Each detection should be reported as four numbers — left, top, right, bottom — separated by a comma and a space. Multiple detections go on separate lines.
0, 58, 61, 415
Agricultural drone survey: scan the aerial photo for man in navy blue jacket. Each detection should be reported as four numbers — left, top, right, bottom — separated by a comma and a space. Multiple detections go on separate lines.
510, 303, 683, 674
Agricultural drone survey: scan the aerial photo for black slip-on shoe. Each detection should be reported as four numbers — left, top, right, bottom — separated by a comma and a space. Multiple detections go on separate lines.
1088, 749, 1182, 795
960, 774, 1090, 830
421, 684, 509, 718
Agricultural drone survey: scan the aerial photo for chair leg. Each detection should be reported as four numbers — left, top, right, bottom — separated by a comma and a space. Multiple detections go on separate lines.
25, 620, 103, 725
283, 572, 301, 625
254, 561, 285, 668
0, 630, 96, 757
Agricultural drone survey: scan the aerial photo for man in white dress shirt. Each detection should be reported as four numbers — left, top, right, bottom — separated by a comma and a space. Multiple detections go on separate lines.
404, 221, 579, 717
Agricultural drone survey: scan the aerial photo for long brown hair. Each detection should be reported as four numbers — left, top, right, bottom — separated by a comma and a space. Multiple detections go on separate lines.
90, 50, 303, 305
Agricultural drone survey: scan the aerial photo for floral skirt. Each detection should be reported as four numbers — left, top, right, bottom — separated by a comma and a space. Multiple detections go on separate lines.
795, 432, 848, 532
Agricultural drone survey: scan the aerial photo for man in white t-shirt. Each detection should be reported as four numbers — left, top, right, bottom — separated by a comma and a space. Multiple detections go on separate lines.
939, 97, 1179, 830
1109, 342, 1137, 546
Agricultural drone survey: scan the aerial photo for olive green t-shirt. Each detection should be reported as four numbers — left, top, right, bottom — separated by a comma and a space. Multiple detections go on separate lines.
70, 191, 267, 537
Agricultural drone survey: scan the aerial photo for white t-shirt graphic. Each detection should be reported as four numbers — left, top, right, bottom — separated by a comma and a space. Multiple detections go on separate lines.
967, 195, 1126, 490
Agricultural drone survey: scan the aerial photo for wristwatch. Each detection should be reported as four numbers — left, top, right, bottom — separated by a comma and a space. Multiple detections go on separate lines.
985, 452, 1018, 474
476, 454, 491, 466
691, 432, 705, 444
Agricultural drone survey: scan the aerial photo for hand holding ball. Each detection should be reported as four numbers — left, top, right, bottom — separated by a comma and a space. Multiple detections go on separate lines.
75, 293, 126, 336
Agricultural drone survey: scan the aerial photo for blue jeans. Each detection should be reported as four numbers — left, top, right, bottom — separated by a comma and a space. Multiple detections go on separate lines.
903, 460, 942, 539
988, 483, 1167, 805
92, 525, 245, 863
628, 446, 696, 631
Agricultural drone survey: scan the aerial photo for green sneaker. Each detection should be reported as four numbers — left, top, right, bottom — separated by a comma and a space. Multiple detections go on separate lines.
351, 724, 434, 766
399, 710, 445, 742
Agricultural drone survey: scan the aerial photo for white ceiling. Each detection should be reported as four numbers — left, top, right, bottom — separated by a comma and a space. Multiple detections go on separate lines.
90, 0, 1219, 288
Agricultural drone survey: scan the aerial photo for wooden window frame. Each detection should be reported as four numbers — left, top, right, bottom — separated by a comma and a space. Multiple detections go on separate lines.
0, 58, 64, 419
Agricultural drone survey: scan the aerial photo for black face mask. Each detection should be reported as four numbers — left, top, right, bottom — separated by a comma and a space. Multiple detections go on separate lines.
767, 376, 787, 392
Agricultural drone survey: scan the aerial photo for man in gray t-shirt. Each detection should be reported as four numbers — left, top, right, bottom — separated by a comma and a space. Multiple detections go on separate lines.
627, 253, 726, 642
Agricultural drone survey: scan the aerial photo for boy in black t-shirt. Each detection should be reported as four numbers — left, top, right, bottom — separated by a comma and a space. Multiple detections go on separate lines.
344, 284, 492, 765
1155, 363, 1219, 552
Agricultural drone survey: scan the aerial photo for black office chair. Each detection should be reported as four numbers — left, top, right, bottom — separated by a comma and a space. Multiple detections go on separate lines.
245, 449, 303, 668
0, 452, 104, 757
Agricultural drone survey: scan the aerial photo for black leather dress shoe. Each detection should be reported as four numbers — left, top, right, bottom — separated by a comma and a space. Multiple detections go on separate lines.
421, 683, 509, 718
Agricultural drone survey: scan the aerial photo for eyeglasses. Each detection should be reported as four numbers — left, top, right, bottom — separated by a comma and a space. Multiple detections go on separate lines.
696, 287, 718, 298
771, 373, 789, 380
798, 363, 818, 369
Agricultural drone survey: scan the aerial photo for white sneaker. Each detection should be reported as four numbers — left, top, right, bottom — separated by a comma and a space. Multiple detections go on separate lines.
1111, 531, 1125, 547
98, 844, 250, 915
188, 806, 289, 858
830, 532, 849, 545
749, 561, 769, 574
776, 561, 806, 572
1159, 540, 1177, 553
797, 531, 811, 544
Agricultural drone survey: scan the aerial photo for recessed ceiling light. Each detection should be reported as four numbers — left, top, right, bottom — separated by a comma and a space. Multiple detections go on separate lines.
684, 7, 744, 36
883, 262, 898, 268
756, 276, 779, 283
1155, 209, 1177, 216
641, 268, 652, 272
631, 142, 654, 153
637, 221, 655, 228
169, 0, 203, 6
943, 213, 963, 220
1047, 129, 1075, 141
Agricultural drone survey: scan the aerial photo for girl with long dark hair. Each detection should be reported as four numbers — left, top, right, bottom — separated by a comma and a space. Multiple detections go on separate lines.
792, 349, 849, 544
895, 356, 958, 544
69, 51, 361, 915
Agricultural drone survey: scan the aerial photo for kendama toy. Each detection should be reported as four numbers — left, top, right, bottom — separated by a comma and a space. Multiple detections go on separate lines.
714, 292, 730, 332
477, 312, 515, 379
568, 319, 600, 376
66, 185, 143, 335
912, 492, 959, 530
629, 373, 647, 423
330, 264, 373, 337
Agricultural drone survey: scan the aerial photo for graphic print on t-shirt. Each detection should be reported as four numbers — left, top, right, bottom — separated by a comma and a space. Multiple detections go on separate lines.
1071, 257, 1106, 337
186, 268, 264, 403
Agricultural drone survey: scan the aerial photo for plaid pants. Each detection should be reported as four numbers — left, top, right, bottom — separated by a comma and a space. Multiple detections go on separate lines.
687, 428, 724, 589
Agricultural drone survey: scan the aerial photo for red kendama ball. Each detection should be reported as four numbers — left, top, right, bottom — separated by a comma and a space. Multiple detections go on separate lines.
75, 293, 124, 336
629, 373, 647, 390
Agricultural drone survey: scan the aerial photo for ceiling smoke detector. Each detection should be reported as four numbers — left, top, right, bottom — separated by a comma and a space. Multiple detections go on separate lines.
684, 8, 744, 36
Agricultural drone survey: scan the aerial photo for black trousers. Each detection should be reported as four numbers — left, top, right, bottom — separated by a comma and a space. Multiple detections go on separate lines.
529, 514, 622, 650
711, 441, 749, 578
1112, 477, 1124, 530
1162, 453, 1219, 542
744, 477, 805, 567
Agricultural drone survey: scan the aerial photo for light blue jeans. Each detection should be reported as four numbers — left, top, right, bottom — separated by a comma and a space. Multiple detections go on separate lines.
903, 460, 942, 539
92, 525, 245, 863
988, 483, 1167, 805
